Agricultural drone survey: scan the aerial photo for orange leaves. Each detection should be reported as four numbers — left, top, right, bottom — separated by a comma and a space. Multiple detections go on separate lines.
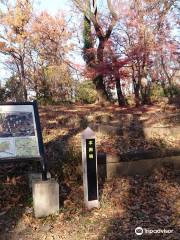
31, 11, 72, 63
0, 41, 6, 50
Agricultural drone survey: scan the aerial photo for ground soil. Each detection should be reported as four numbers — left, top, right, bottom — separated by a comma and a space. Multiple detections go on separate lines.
0, 103, 179, 240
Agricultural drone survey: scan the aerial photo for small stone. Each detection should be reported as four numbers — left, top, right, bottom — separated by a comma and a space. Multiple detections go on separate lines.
40, 224, 52, 232
25, 207, 33, 214
45, 233, 54, 240
58, 212, 64, 220
63, 199, 73, 208
0, 211, 7, 216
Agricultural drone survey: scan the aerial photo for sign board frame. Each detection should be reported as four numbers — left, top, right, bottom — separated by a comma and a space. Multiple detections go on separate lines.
0, 101, 45, 163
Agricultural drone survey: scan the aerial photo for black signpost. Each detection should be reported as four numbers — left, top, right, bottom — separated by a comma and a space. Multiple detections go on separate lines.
0, 101, 47, 180
82, 127, 99, 209
86, 139, 98, 201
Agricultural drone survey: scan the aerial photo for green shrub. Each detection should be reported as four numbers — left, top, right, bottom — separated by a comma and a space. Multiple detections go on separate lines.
126, 95, 135, 106
150, 83, 180, 103
165, 84, 180, 98
76, 81, 97, 104
0, 86, 7, 102
37, 95, 55, 105
150, 84, 166, 102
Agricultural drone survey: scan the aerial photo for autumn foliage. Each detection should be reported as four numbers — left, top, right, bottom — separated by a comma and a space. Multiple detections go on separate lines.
0, 0, 179, 106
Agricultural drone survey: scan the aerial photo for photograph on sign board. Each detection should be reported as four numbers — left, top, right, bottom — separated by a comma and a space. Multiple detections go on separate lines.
0, 138, 15, 158
0, 106, 40, 159
15, 137, 39, 157
0, 112, 35, 137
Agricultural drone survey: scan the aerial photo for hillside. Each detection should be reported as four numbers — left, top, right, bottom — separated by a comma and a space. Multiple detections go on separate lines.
0, 103, 179, 240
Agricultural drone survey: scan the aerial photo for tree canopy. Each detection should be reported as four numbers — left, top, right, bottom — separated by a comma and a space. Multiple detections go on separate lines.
0, 0, 179, 105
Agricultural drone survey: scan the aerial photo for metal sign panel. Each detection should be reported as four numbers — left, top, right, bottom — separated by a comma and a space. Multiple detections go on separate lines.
0, 101, 44, 162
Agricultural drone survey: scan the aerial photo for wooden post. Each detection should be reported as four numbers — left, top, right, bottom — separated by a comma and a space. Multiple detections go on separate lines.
82, 127, 99, 209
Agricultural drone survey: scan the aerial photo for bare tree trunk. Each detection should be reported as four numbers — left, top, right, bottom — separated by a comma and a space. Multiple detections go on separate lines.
74, 0, 118, 104
20, 56, 27, 101
94, 39, 109, 103
141, 84, 151, 104
113, 57, 126, 106
161, 56, 173, 98
93, 75, 109, 103
132, 65, 141, 106
115, 77, 126, 106
133, 82, 141, 106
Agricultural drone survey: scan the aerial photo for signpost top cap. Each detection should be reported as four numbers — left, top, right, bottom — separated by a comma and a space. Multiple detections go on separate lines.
82, 127, 95, 139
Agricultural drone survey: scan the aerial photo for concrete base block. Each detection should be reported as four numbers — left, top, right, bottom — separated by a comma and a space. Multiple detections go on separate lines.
32, 179, 59, 218
28, 172, 51, 189
85, 200, 100, 210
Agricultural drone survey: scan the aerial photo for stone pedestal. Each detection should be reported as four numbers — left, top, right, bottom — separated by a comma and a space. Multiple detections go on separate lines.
32, 179, 59, 218
28, 172, 51, 189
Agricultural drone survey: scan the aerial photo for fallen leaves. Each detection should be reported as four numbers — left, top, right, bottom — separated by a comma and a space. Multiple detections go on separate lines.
0, 165, 179, 240
0, 211, 7, 216
0, 104, 179, 239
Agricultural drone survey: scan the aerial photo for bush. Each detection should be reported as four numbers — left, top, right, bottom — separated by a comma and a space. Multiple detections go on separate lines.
150, 83, 180, 104
0, 86, 7, 102
76, 80, 97, 104
165, 84, 180, 98
37, 93, 55, 105
126, 95, 135, 106
150, 84, 166, 102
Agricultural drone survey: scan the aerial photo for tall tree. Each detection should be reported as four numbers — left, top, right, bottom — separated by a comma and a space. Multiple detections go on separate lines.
82, 1, 95, 66
0, 0, 33, 100
73, 0, 118, 103
112, 0, 178, 105
29, 11, 73, 100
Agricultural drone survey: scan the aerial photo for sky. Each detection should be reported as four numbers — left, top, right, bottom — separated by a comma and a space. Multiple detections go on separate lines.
0, 0, 72, 85
35, 0, 69, 14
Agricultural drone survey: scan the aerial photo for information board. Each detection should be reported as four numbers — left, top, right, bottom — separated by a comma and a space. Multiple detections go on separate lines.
0, 102, 44, 161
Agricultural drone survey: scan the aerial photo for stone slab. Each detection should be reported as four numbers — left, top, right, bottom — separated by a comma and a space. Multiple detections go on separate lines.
32, 179, 59, 218
106, 151, 180, 163
105, 156, 180, 179
78, 155, 180, 179
143, 126, 180, 139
